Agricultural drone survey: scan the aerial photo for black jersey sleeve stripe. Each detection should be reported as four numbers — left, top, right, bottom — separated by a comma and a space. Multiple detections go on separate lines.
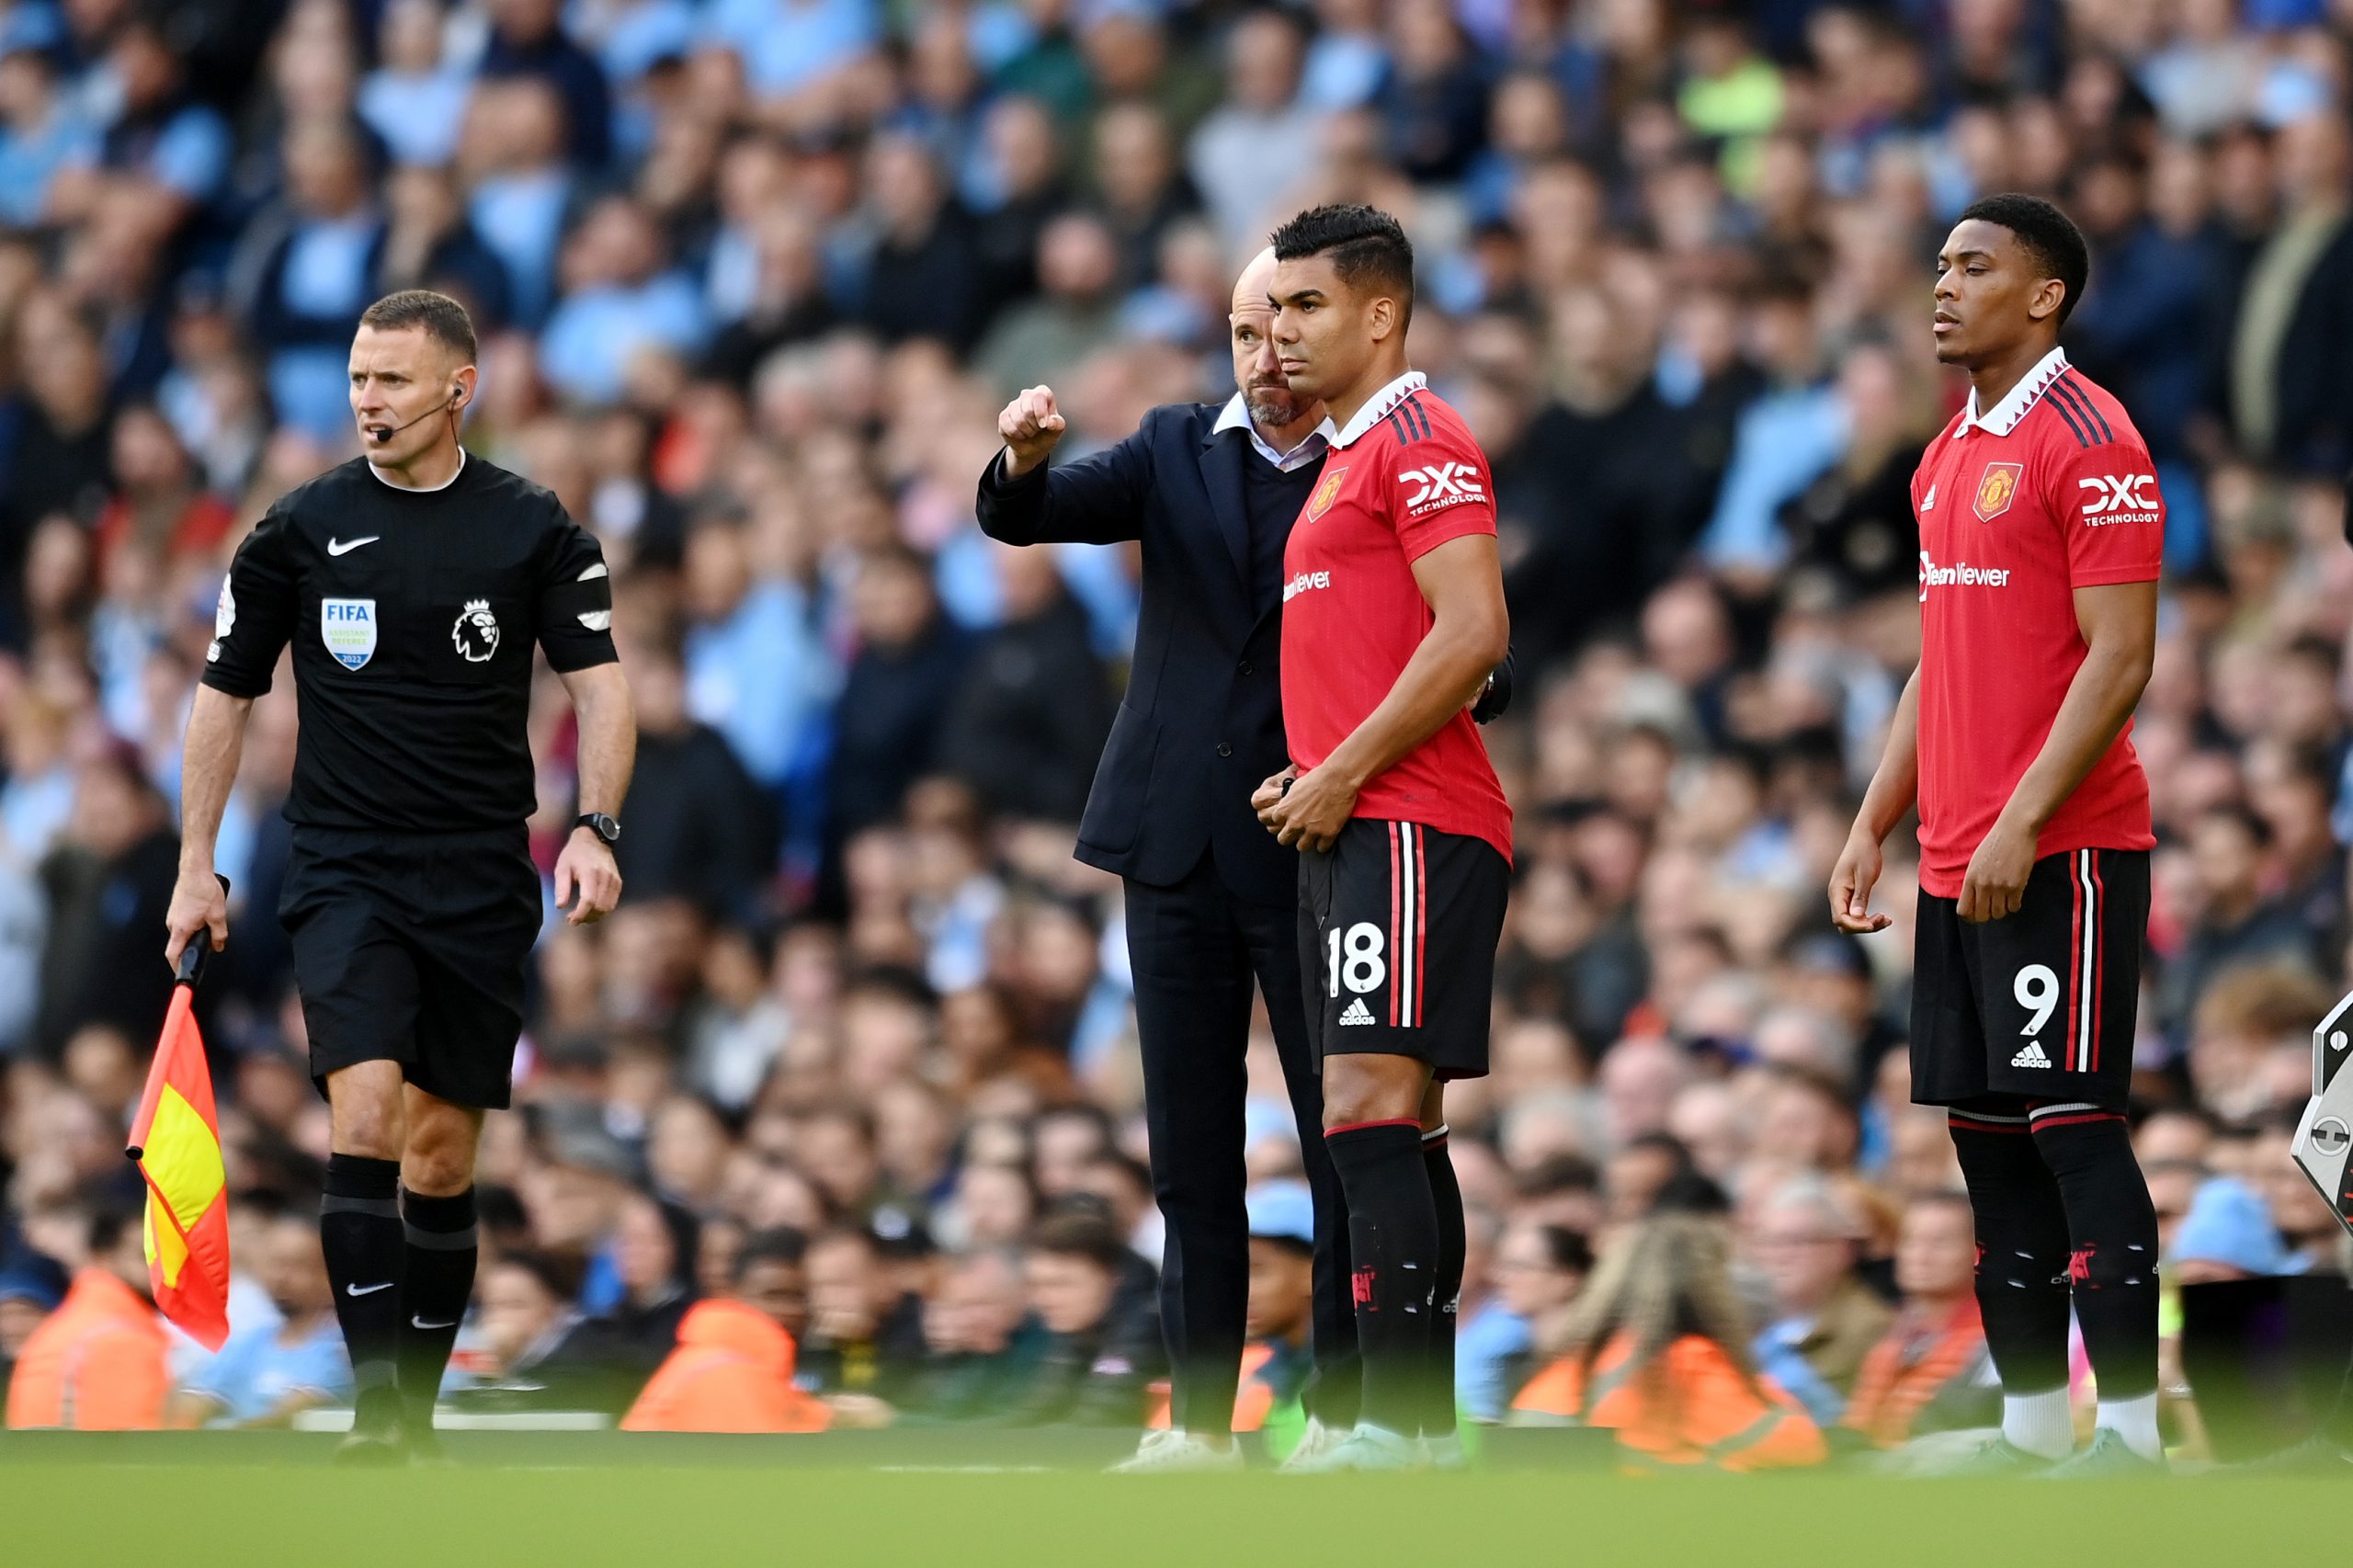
2055, 373, 2115, 442
2044, 385, 2094, 448
2048, 378, 2105, 445
1388, 408, 1414, 446
1403, 395, 1432, 440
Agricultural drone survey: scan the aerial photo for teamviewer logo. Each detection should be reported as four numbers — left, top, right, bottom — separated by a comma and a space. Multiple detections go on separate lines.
1918, 550, 2011, 601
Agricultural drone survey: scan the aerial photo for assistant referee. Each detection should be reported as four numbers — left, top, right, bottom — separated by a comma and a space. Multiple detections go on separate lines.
164, 290, 637, 1461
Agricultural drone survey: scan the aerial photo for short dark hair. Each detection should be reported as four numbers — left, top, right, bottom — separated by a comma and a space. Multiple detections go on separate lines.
1536, 1224, 1594, 1276
735, 1226, 811, 1280
1956, 193, 2090, 324
1027, 1210, 1130, 1274
1268, 203, 1415, 327
358, 289, 478, 364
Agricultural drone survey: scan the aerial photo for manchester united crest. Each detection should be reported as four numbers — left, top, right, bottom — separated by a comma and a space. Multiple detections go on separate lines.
1973, 461, 2023, 521
1307, 466, 1348, 520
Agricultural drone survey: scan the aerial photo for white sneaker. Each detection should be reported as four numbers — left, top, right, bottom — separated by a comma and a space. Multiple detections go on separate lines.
1108, 1429, 1244, 1474
1420, 1431, 1468, 1471
1278, 1416, 1347, 1472
1280, 1422, 1420, 1473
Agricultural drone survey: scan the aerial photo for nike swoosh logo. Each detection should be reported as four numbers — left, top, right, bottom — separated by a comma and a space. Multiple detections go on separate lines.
346, 1280, 394, 1296
411, 1316, 457, 1330
327, 536, 381, 556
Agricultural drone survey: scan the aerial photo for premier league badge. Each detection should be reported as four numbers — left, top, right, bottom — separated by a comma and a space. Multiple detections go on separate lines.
452, 598, 500, 663
320, 597, 377, 671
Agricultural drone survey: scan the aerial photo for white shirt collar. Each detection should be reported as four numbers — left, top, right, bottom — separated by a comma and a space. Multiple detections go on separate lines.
1955, 347, 2070, 438
368, 449, 467, 492
1214, 393, 1329, 472
1317, 370, 1428, 450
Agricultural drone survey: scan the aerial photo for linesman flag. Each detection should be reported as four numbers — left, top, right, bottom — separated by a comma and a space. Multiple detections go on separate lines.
126, 911, 231, 1350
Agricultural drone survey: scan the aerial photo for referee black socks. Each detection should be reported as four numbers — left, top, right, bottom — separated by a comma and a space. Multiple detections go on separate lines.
322, 1153, 404, 1433
398, 1186, 478, 1430
1325, 1119, 1437, 1438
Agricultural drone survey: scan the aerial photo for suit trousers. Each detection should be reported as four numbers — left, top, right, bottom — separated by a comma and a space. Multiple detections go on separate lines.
1126, 848, 1358, 1433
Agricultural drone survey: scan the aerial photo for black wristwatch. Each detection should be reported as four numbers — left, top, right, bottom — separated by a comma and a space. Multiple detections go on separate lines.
575, 812, 621, 846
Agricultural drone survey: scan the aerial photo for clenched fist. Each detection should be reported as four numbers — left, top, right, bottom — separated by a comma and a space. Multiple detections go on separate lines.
997, 385, 1066, 480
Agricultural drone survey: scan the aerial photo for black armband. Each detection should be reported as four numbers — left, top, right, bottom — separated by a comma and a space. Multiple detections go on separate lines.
540, 564, 613, 631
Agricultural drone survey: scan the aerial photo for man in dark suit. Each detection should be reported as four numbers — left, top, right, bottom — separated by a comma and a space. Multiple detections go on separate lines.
977, 247, 1349, 1471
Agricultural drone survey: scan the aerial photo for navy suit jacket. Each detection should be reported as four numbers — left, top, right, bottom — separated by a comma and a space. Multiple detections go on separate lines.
977, 401, 1303, 906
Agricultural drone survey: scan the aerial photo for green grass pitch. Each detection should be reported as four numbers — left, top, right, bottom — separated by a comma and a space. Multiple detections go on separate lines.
0, 1435, 2337, 1568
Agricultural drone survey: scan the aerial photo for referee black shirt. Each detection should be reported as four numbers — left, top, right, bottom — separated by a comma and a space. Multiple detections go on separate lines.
201, 453, 618, 832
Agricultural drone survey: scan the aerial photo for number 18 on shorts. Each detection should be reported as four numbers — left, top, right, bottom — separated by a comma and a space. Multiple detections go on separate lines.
1297, 818, 1511, 1082
1910, 847, 2149, 1111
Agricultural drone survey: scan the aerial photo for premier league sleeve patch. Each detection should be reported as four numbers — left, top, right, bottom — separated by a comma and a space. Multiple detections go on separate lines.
320, 597, 377, 670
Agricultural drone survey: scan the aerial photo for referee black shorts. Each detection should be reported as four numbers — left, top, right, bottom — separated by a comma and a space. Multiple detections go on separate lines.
1911, 846, 2148, 1114
1298, 818, 1508, 1081
280, 824, 542, 1110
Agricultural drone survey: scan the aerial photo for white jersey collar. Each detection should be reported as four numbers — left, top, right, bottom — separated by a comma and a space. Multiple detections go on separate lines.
1956, 347, 2069, 438
1319, 370, 1428, 450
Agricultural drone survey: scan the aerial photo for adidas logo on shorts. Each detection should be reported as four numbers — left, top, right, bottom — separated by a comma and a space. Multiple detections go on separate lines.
1340, 998, 1376, 1027
2010, 1041, 2053, 1070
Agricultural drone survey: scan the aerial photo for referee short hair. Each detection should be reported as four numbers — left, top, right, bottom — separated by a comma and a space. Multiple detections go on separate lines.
359, 289, 478, 365
1957, 193, 2090, 324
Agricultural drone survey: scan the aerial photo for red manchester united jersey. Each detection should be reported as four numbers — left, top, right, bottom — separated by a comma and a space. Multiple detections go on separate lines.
1280, 372, 1513, 864
1911, 348, 2161, 898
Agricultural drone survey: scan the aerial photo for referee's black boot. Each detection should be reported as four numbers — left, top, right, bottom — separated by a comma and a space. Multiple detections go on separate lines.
332, 1389, 407, 1468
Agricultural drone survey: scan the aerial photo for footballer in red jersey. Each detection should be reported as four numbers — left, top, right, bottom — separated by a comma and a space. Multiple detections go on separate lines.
1250, 205, 1510, 1471
1831, 194, 2165, 1475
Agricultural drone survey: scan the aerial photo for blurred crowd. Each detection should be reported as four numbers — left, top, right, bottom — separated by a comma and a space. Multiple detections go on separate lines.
5, 0, 2353, 1453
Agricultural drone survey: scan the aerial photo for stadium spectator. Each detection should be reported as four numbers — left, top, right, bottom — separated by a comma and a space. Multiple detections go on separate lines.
999, 1210, 1162, 1426
5, 1202, 169, 1429
1839, 1193, 1997, 1449
622, 1227, 831, 1432
1749, 1175, 1893, 1425
1507, 1214, 1825, 1472
1482, 1219, 1586, 1415
799, 1224, 926, 1402
168, 1209, 350, 1427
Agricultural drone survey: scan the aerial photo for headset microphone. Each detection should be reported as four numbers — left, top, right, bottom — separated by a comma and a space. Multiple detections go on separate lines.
366, 388, 463, 445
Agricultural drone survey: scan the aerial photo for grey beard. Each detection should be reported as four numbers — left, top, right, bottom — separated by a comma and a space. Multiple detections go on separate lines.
1245, 389, 1300, 427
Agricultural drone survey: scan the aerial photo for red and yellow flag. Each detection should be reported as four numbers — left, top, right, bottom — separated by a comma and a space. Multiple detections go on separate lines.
126, 983, 231, 1350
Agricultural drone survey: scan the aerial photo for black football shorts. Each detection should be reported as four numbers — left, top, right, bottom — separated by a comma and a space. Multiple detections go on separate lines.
1911, 847, 2148, 1113
1298, 818, 1509, 1080
280, 824, 542, 1109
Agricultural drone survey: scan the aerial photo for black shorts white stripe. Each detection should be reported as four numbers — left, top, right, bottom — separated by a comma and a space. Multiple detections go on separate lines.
1298, 817, 1508, 1080
1911, 847, 2147, 1112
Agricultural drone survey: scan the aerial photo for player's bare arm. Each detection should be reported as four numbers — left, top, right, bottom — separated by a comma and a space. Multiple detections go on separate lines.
996, 384, 1066, 480
555, 660, 637, 926
1957, 578, 2156, 924
1262, 533, 1508, 852
165, 685, 255, 966
1830, 666, 1922, 934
